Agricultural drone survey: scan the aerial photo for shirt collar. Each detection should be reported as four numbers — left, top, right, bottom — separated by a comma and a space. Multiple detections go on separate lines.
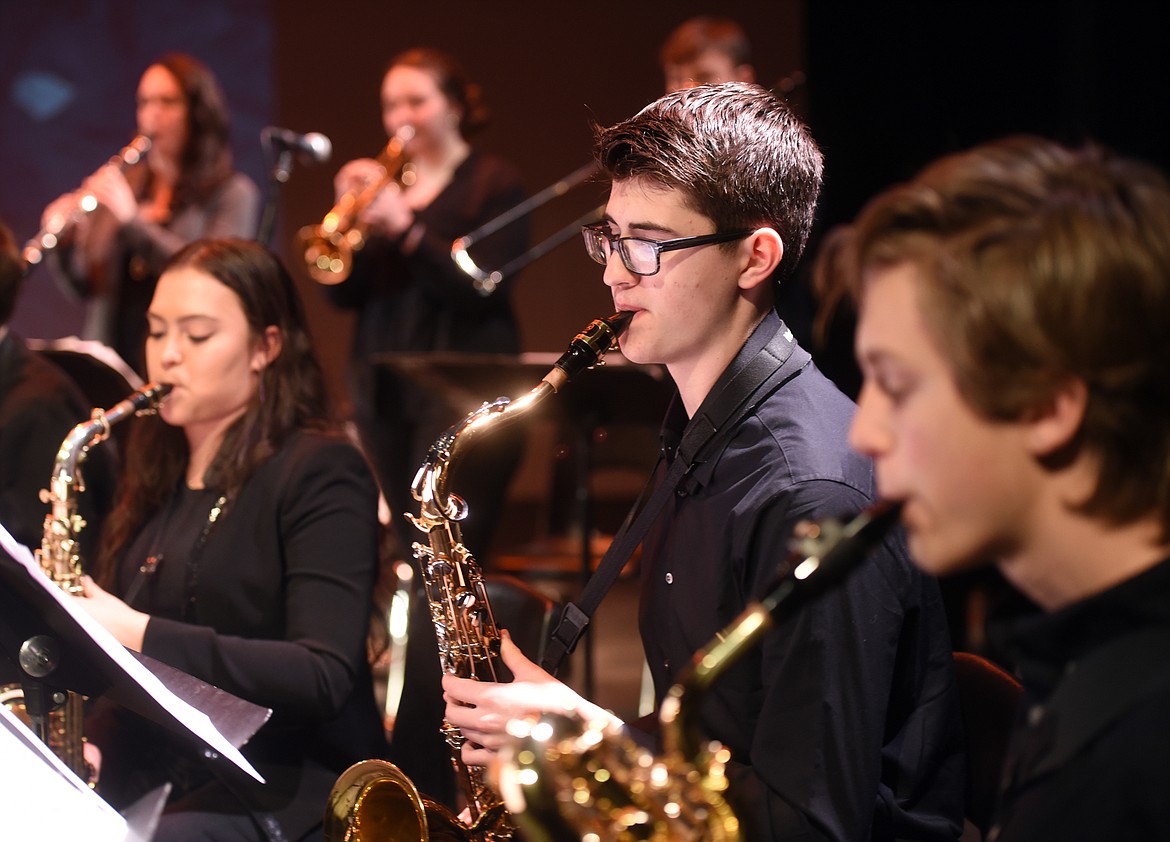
659, 309, 792, 488
994, 554, 1170, 694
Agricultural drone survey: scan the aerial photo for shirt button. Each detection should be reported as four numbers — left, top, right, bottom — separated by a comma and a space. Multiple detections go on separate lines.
665, 572, 673, 584
1027, 704, 1045, 727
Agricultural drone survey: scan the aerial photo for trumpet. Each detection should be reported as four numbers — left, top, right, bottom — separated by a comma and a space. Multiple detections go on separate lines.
23, 134, 152, 267
296, 126, 414, 285
451, 162, 602, 295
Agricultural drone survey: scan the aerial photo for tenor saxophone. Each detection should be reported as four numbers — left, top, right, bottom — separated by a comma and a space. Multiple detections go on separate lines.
324, 311, 632, 842
0, 382, 171, 782
494, 501, 903, 842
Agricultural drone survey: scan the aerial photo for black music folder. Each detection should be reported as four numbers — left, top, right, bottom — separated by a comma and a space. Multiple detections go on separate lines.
0, 521, 271, 838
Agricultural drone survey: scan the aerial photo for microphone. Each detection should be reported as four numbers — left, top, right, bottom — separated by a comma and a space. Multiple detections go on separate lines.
261, 126, 332, 163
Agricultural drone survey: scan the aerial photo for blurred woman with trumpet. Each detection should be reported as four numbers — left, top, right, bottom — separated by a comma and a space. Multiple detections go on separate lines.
38, 52, 259, 374
75, 238, 387, 841
321, 46, 529, 558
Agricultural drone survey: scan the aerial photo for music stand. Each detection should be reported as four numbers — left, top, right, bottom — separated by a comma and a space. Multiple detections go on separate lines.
0, 523, 271, 823
372, 350, 672, 697
26, 336, 143, 396
1, 704, 170, 841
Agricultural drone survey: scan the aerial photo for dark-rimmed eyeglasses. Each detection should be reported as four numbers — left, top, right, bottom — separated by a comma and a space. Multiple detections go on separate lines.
581, 224, 754, 276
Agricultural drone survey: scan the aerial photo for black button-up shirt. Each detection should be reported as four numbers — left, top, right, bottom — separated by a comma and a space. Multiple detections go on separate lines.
989, 556, 1170, 841
639, 311, 966, 841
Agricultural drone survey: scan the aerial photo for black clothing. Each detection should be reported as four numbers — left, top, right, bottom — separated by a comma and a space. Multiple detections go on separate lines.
0, 332, 115, 555
639, 312, 966, 841
988, 556, 1170, 841
89, 431, 387, 841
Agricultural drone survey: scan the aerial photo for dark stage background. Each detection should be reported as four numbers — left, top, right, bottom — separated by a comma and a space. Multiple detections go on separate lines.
3, 1, 1167, 408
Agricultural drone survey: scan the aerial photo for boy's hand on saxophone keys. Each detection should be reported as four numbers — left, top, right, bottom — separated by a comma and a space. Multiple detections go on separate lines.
442, 631, 624, 768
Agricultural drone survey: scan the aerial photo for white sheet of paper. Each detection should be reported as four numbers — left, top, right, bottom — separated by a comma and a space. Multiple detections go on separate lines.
0, 705, 127, 840
0, 523, 263, 782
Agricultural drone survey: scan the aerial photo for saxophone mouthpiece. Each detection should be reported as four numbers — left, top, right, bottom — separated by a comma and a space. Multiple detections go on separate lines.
548, 311, 633, 387
605, 310, 634, 335
98, 382, 173, 428
132, 382, 173, 412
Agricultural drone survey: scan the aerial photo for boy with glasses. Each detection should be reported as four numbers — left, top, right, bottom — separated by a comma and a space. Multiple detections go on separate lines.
444, 83, 965, 841
836, 136, 1170, 841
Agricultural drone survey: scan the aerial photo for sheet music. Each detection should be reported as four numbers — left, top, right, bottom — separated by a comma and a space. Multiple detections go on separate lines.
0, 705, 127, 840
0, 523, 263, 782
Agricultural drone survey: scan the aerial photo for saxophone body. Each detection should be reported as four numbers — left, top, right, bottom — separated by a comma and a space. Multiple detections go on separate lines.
324, 311, 632, 842
0, 382, 171, 782
493, 502, 903, 841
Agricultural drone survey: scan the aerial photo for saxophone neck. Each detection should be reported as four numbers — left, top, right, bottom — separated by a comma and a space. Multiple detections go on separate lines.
44, 382, 173, 545
413, 312, 631, 525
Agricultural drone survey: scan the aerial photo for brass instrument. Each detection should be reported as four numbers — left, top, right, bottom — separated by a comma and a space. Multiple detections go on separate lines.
494, 501, 903, 842
297, 126, 414, 285
324, 311, 633, 842
1, 382, 172, 782
22, 134, 152, 267
451, 162, 602, 296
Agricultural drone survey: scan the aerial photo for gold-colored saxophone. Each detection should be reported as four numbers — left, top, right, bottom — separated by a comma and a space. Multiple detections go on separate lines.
22, 134, 152, 267
296, 126, 414, 285
324, 311, 633, 842
0, 382, 171, 782
493, 501, 903, 842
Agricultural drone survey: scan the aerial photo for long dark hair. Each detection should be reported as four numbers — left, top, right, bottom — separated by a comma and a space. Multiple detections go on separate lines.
97, 239, 330, 581
131, 52, 235, 210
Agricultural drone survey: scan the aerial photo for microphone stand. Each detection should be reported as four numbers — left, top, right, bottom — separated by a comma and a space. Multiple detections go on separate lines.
256, 146, 294, 248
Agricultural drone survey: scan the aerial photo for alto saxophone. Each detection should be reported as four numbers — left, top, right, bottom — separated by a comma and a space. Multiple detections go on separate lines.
0, 382, 171, 782
494, 501, 903, 842
324, 310, 632, 842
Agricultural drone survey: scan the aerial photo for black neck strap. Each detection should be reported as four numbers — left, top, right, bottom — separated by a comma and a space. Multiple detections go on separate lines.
541, 323, 810, 675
